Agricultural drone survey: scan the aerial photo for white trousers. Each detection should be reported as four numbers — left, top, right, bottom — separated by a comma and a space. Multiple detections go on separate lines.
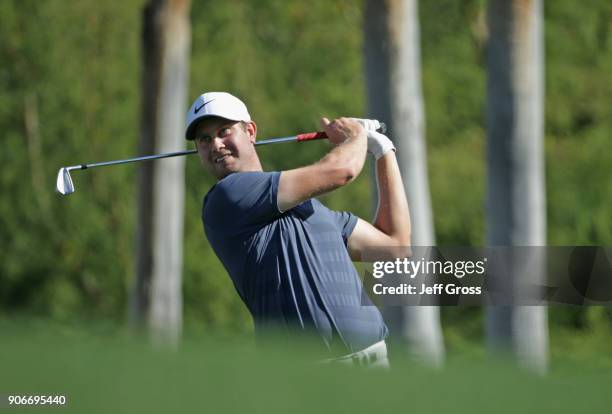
321, 340, 389, 369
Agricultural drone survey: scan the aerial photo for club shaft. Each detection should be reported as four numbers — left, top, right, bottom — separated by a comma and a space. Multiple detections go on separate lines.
73, 149, 198, 171
255, 135, 299, 146
69, 136, 302, 170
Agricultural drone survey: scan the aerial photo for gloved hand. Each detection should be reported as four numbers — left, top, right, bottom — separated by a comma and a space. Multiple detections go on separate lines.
351, 118, 382, 133
367, 130, 395, 160
351, 118, 396, 160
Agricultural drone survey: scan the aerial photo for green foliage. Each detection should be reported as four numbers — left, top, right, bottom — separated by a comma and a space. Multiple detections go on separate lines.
420, 0, 487, 245
0, 0, 143, 318
0, 0, 610, 347
544, 0, 612, 244
1, 318, 612, 412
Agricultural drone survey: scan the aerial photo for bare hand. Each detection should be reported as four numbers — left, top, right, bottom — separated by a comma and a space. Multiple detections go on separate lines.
320, 117, 366, 147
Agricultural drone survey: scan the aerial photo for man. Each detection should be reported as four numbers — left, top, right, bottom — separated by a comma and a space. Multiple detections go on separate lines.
185, 91, 411, 367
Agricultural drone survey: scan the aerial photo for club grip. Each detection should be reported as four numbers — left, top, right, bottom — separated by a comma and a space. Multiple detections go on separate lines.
296, 131, 328, 142
296, 121, 387, 143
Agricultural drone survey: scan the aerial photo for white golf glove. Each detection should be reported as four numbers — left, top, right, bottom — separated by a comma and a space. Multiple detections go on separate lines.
351, 118, 396, 160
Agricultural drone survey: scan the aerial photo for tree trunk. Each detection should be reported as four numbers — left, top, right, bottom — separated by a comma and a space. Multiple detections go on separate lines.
364, 0, 444, 367
131, 0, 191, 346
485, 0, 548, 373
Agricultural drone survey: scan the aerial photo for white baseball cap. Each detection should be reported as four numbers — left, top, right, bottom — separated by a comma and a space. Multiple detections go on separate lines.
185, 92, 251, 140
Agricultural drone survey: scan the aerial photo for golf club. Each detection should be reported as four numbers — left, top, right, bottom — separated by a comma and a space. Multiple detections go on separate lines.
56, 120, 387, 196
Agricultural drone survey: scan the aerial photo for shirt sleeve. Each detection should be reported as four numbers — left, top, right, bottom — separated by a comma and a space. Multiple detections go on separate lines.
203, 171, 282, 234
329, 209, 358, 246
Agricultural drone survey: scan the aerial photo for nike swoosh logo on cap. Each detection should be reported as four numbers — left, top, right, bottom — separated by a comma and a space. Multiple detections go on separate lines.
194, 98, 216, 114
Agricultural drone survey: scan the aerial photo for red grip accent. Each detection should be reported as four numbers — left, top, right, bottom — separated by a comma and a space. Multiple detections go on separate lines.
296, 131, 328, 142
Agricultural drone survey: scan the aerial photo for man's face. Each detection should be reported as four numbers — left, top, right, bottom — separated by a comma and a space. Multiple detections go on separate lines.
193, 117, 257, 179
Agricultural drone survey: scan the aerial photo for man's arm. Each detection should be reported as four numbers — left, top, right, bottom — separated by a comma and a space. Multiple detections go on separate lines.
277, 117, 367, 212
348, 149, 412, 262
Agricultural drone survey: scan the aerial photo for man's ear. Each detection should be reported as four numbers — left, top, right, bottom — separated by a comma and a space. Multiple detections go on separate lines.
246, 121, 257, 144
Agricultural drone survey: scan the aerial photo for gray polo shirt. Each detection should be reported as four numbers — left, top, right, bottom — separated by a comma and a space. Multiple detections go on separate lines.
203, 171, 387, 353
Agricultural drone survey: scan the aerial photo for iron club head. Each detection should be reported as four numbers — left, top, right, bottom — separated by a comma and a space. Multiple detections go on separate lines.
56, 167, 75, 195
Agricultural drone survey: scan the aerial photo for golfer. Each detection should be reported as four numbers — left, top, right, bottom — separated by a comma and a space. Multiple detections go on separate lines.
186, 92, 411, 367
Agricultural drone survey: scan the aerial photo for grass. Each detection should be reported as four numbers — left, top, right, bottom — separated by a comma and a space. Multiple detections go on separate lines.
1, 317, 611, 413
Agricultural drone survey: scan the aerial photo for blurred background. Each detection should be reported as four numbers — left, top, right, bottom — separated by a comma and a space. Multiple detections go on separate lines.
1, 0, 611, 410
